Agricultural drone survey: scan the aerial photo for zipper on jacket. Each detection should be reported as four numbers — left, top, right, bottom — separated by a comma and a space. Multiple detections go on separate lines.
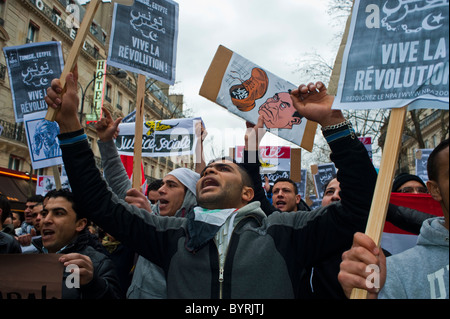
216, 215, 262, 299
219, 267, 224, 299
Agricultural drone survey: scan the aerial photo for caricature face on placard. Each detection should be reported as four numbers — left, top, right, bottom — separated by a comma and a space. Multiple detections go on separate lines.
216, 54, 308, 147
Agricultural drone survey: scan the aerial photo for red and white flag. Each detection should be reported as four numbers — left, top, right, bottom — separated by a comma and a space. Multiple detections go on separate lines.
381, 193, 443, 255
120, 155, 147, 192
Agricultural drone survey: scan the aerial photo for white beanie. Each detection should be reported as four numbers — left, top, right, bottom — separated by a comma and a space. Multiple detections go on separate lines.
167, 168, 200, 196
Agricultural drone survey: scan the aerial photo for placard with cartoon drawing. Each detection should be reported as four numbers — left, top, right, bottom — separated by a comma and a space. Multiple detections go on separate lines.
108, 0, 179, 85
200, 45, 317, 151
24, 111, 63, 170
3, 41, 64, 122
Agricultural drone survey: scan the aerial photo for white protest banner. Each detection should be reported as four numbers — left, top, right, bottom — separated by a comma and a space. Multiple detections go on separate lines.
23, 111, 63, 170
116, 117, 201, 158
3, 41, 64, 123
200, 45, 317, 151
332, 0, 449, 111
108, 0, 179, 85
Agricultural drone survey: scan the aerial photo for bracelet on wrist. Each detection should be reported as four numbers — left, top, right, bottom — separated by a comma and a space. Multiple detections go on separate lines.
321, 120, 352, 131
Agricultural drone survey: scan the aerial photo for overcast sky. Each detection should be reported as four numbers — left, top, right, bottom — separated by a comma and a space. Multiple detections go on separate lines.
80, 0, 342, 162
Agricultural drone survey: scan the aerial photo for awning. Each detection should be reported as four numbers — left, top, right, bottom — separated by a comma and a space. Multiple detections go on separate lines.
0, 168, 37, 212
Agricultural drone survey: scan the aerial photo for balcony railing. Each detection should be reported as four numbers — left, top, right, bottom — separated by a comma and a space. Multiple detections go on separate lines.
0, 119, 26, 144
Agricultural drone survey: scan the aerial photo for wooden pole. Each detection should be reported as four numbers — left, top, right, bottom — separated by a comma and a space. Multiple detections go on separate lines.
52, 166, 62, 190
45, 0, 101, 121
132, 74, 146, 190
350, 105, 408, 299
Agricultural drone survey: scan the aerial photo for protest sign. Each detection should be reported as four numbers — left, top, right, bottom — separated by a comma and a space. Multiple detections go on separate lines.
36, 174, 70, 196
296, 169, 308, 200
45, 0, 135, 121
3, 41, 64, 123
108, 0, 179, 85
415, 148, 433, 183
358, 136, 373, 161
235, 146, 291, 182
24, 111, 63, 170
0, 254, 64, 299
311, 163, 337, 199
332, 0, 449, 110
200, 45, 317, 151
115, 117, 202, 158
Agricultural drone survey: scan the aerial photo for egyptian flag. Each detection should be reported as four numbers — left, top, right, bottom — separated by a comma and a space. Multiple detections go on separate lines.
381, 193, 443, 255
120, 155, 147, 192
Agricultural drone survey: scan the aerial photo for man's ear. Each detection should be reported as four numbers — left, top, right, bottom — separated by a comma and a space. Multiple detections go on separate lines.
75, 218, 88, 232
295, 194, 301, 205
427, 180, 442, 202
241, 186, 255, 203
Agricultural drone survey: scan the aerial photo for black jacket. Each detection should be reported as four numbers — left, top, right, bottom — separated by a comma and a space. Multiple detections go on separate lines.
0, 231, 21, 254
33, 229, 122, 299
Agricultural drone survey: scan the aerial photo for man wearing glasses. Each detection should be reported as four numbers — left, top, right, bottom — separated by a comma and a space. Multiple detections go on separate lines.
392, 173, 428, 194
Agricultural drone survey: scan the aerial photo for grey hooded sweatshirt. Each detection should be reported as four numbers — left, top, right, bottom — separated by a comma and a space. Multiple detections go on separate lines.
380, 217, 449, 299
98, 139, 198, 299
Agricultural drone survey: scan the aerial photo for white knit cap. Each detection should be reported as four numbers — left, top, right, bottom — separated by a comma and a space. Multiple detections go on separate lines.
167, 168, 200, 196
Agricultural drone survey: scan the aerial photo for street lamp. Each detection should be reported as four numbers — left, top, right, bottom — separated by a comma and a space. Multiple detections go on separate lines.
78, 69, 127, 123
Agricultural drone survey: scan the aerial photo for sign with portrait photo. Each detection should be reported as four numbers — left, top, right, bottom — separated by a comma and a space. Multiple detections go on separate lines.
108, 0, 179, 85
200, 45, 318, 151
24, 111, 63, 170
3, 41, 64, 122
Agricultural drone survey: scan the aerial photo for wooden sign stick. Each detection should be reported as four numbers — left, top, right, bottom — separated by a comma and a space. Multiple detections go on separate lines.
350, 105, 408, 299
52, 166, 62, 190
132, 74, 146, 190
45, 0, 101, 121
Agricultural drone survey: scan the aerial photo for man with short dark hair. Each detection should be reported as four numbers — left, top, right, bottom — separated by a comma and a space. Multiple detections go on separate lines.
271, 178, 310, 212
39, 189, 122, 299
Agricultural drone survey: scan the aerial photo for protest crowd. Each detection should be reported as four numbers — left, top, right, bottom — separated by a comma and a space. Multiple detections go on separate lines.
0, 0, 448, 302
0, 66, 448, 300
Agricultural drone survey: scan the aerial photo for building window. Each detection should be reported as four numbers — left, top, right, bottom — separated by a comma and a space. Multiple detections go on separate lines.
105, 83, 112, 102
33, 168, 44, 176
26, 21, 39, 43
90, 22, 98, 35
8, 155, 22, 171
52, 7, 62, 25
117, 91, 122, 110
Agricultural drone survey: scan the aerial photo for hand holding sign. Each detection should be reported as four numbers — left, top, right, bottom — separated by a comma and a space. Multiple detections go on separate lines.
290, 82, 345, 128
44, 67, 81, 134
45, 0, 135, 122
